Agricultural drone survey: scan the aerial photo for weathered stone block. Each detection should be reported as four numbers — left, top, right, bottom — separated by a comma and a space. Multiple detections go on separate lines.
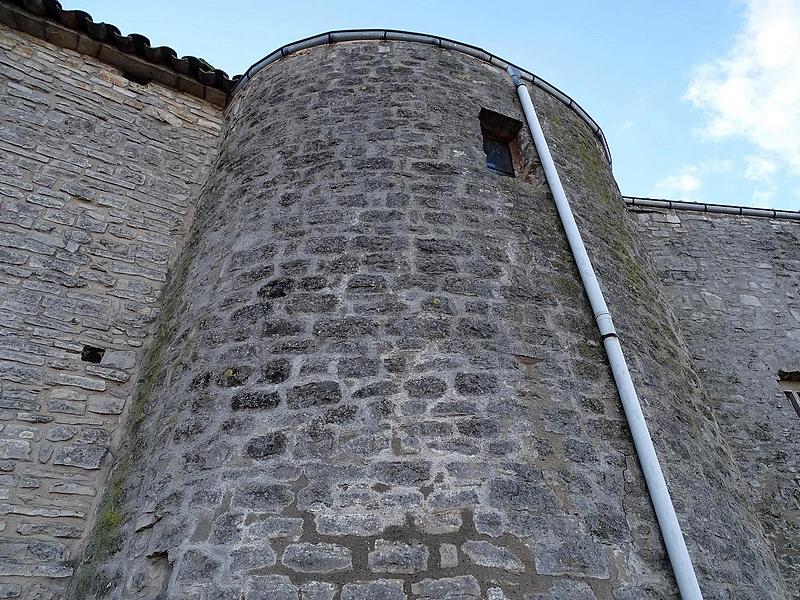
368, 539, 429, 574
439, 543, 459, 568
232, 390, 280, 410
316, 513, 383, 537
403, 376, 447, 399
287, 381, 341, 409
532, 531, 609, 579
247, 575, 298, 600
300, 581, 337, 600
0, 440, 30, 461
233, 483, 294, 512
373, 461, 432, 486
259, 358, 292, 383
52, 444, 106, 469
462, 540, 524, 573
411, 575, 481, 599
341, 579, 406, 600
245, 433, 287, 459
282, 542, 352, 573
231, 543, 277, 572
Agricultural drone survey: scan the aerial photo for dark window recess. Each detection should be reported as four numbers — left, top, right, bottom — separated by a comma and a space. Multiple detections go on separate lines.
479, 108, 523, 177
483, 136, 515, 175
81, 345, 105, 364
778, 370, 800, 417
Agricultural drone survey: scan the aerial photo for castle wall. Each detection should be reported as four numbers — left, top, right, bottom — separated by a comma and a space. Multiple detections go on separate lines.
0, 25, 222, 599
68, 38, 790, 600
630, 208, 800, 594
71, 40, 683, 600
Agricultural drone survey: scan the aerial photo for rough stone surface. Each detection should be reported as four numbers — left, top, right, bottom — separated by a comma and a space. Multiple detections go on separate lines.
340, 579, 406, 600
368, 539, 429, 574
0, 22, 221, 598
0, 19, 794, 600
281, 543, 352, 574
631, 208, 800, 595
64, 37, 677, 600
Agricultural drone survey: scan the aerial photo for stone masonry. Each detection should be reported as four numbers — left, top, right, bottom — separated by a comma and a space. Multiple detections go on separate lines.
0, 25, 221, 598
69, 40, 678, 600
0, 8, 797, 600
631, 209, 800, 594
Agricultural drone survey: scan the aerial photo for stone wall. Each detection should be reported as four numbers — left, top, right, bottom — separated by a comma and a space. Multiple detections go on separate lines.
4, 22, 795, 600
0, 25, 221, 599
631, 208, 800, 595
73, 40, 684, 600
541, 96, 793, 598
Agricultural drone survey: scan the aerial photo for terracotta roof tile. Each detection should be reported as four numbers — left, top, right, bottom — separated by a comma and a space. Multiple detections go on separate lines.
0, 0, 238, 104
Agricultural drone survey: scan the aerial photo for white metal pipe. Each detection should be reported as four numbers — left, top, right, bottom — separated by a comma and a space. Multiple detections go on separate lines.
508, 67, 703, 600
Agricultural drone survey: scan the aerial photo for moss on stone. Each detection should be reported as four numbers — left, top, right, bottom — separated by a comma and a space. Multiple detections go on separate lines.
69, 230, 200, 596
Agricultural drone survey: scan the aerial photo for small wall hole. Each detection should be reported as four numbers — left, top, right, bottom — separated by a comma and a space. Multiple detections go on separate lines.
81, 345, 105, 364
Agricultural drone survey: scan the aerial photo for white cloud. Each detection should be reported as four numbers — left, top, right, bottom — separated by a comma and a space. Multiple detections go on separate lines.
753, 188, 777, 204
744, 154, 778, 182
685, 0, 800, 173
650, 160, 732, 200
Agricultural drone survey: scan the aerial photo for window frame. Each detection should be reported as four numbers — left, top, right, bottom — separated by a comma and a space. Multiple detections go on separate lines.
479, 108, 523, 179
482, 133, 516, 177
778, 375, 800, 417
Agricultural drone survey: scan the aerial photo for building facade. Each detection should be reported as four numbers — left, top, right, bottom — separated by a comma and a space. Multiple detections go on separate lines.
0, 2, 797, 599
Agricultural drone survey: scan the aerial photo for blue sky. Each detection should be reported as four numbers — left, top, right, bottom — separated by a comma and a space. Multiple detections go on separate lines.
62, 0, 799, 210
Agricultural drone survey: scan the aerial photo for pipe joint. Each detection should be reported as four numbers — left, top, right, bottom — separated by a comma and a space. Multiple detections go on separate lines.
595, 312, 616, 338
506, 66, 525, 88
508, 69, 703, 600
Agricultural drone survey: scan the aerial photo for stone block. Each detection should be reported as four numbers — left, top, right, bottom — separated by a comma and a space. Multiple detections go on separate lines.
368, 539, 429, 574
532, 531, 609, 579
0, 440, 30, 461
287, 381, 341, 409
52, 444, 106, 469
247, 575, 298, 600
231, 543, 277, 572
341, 580, 406, 600
439, 543, 459, 568
245, 433, 287, 459
403, 376, 447, 398
282, 542, 352, 573
462, 540, 524, 573
316, 513, 384, 537
300, 581, 337, 600
232, 390, 280, 410
411, 575, 481, 599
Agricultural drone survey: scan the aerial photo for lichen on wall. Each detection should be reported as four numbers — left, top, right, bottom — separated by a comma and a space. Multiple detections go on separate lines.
537, 86, 793, 598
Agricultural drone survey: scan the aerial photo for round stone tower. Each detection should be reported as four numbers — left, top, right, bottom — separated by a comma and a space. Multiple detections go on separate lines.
71, 35, 788, 600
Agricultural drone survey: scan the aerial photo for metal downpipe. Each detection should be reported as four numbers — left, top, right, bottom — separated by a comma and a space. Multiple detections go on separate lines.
507, 67, 703, 600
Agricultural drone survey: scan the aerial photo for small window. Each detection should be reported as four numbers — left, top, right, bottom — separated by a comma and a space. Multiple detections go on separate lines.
483, 136, 515, 176
778, 370, 800, 417
480, 109, 523, 178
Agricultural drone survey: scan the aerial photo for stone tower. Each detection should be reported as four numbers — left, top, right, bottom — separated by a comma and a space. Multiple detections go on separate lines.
0, 4, 798, 600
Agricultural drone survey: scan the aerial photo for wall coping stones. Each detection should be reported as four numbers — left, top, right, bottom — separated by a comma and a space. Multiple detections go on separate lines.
625, 196, 800, 221
0, 2, 614, 162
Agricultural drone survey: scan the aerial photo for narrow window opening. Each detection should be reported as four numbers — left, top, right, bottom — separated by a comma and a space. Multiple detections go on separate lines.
81, 345, 105, 364
778, 370, 800, 417
480, 108, 523, 178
